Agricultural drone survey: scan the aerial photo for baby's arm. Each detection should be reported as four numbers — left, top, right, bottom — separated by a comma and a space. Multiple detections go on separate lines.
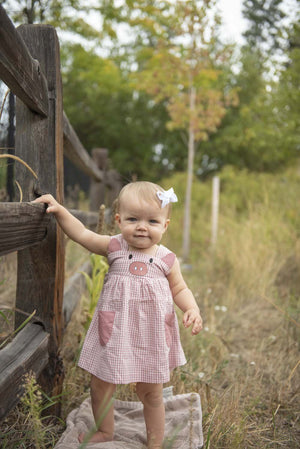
32, 194, 110, 256
167, 258, 203, 335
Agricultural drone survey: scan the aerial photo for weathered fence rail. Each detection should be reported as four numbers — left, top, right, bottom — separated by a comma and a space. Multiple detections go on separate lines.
0, 323, 49, 419
0, 4, 120, 420
0, 202, 49, 255
0, 6, 48, 116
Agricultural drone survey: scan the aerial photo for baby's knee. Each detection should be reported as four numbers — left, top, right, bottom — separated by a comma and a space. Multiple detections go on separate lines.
136, 383, 163, 408
91, 376, 116, 397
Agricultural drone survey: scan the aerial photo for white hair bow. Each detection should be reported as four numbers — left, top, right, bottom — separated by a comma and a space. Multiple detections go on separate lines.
156, 188, 178, 208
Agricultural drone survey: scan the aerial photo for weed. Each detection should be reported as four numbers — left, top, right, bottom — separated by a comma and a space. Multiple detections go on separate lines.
0, 309, 36, 349
80, 253, 108, 335
0, 372, 64, 449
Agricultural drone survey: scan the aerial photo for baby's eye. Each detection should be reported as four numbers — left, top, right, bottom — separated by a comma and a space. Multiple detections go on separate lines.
149, 219, 159, 224
127, 217, 137, 222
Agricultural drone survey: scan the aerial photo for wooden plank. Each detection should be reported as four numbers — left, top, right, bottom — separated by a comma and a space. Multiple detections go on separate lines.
0, 202, 49, 256
63, 260, 92, 326
0, 323, 49, 420
69, 209, 99, 229
0, 5, 48, 116
63, 112, 105, 182
14, 24, 65, 409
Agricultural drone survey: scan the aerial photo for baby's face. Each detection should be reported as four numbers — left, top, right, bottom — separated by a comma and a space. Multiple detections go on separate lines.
115, 193, 170, 253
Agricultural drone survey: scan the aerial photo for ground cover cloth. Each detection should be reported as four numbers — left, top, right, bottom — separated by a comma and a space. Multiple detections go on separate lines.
55, 391, 203, 449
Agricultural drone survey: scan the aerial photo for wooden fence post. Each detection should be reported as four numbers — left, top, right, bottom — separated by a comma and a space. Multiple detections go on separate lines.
14, 24, 65, 409
106, 169, 122, 207
211, 176, 220, 250
90, 148, 108, 211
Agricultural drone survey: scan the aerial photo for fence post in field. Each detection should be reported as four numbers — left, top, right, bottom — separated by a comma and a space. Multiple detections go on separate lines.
106, 169, 122, 207
211, 175, 220, 250
90, 147, 108, 211
14, 24, 65, 409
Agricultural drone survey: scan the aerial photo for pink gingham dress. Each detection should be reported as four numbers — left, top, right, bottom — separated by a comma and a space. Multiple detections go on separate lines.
78, 234, 186, 384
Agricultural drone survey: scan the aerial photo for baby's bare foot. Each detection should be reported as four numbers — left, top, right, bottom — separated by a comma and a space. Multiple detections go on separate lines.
78, 430, 113, 444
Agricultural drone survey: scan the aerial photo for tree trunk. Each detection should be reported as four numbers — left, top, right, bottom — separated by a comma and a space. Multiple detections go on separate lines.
182, 86, 196, 262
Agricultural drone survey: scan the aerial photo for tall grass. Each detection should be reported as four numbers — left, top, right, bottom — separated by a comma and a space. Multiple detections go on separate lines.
1, 164, 299, 448
162, 165, 300, 448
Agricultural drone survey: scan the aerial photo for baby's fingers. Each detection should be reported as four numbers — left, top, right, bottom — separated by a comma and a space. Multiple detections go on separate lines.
183, 310, 203, 335
191, 316, 203, 335
183, 310, 194, 327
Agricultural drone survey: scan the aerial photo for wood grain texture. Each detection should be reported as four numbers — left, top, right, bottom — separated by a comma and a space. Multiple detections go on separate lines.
63, 111, 104, 182
14, 24, 65, 408
0, 323, 49, 420
0, 202, 49, 256
0, 5, 48, 116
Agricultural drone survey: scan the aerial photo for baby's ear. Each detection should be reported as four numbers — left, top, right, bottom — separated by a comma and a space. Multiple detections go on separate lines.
163, 218, 170, 232
161, 252, 176, 269
108, 238, 121, 253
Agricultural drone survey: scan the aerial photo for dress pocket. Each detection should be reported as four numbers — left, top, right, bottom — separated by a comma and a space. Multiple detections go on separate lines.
165, 313, 174, 348
98, 311, 116, 346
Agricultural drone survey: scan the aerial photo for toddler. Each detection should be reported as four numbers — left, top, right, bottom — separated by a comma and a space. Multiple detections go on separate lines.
34, 181, 202, 449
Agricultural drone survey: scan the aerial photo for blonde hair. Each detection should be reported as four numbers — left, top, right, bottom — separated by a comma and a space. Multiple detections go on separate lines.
117, 181, 172, 218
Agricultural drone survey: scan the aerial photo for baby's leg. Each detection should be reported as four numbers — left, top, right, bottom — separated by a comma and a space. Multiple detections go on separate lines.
136, 382, 165, 449
78, 376, 116, 443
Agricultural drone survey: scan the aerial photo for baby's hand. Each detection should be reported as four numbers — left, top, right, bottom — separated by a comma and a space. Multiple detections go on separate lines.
183, 308, 203, 335
32, 194, 60, 215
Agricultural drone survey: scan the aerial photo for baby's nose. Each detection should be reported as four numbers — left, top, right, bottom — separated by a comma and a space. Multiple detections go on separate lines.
136, 221, 147, 230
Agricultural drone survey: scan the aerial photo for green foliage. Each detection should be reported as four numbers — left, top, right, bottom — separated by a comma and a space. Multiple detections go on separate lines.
80, 253, 108, 333
0, 162, 6, 190
242, 0, 288, 53
200, 16, 300, 173
61, 43, 175, 181
2, 0, 101, 42
2, 0, 299, 179
135, 0, 236, 142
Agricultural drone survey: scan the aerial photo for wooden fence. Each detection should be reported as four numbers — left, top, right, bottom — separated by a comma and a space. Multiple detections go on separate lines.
0, 5, 121, 419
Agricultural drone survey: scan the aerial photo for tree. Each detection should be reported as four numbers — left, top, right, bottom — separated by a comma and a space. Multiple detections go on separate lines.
1, 0, 101, 40
199, 0, 300, 174
61, 43, 175, 182
272, 20, 300, 157
242, 0, 288, 54
135, 0, 237, 260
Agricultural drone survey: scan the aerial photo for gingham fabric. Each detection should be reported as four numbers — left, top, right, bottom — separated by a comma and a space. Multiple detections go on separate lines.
78, 234, 186, 384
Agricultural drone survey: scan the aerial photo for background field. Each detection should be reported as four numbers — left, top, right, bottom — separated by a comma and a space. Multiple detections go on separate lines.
1, 164, 300, 448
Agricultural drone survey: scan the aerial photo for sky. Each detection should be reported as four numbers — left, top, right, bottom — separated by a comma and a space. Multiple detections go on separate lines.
218, 0, 299, 44
53, 0, 299, 55
217, 0, 247, 44
81, 0, 248, 56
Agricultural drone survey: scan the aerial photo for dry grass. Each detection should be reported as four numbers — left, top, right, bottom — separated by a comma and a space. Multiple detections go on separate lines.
1, 166, 300, 448
58, 253, 299, 448
59, 218, 300, 448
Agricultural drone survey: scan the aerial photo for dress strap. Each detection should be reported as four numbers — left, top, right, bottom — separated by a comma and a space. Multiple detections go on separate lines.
107, 234, 123, 254
156, 244, 176, 275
